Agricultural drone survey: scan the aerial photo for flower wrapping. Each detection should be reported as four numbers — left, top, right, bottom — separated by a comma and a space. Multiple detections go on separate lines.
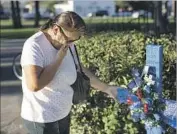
116, 65, 176, 130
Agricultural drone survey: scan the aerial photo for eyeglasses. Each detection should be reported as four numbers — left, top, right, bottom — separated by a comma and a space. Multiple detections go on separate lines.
54, 23, 81, 43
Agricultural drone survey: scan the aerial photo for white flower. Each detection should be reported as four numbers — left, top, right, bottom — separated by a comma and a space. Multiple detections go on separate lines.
132, 87, 139, 92
145, 120, 154, 127
144, 74, 149, 82
149, 75, 153, 80
153, 93, 159, 100
154, 114, 160, 121
144, 74, 156, 86
147, 80, 155, 86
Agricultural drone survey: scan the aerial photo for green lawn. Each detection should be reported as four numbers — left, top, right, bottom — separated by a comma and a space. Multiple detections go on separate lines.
1, 28, 37, 39
1, 19, 46, 39
0, 17, 175, 39
1, 17, 154, 27
1, 19, 46, 28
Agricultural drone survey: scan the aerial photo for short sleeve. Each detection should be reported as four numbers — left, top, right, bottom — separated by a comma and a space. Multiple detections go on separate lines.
21, 41, 44, 68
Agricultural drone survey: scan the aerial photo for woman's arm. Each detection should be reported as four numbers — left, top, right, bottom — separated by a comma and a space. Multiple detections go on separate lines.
23, 44, 69, 92
23, 56, 63, 92
72, 45, 118, 99
82, 65, 118, 99
82, 66, 108, 92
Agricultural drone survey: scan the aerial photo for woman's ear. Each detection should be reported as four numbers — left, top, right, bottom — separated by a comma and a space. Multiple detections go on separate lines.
53, 25, 59, 35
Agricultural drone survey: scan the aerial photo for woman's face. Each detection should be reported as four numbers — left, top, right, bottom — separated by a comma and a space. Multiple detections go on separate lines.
53, 24, 81, 46
60, 27, 81, 44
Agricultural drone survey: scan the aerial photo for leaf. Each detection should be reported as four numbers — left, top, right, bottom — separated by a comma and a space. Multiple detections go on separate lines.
123, 76, 128, 85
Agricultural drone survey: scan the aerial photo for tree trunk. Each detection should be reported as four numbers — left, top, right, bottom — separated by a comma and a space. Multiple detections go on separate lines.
11, 1, 17, 28
16, 1, 22, 28
34, 1, 40, 27
174, 1, 176, 22
11, 1, 22, 28
0, 3, 3, 12
154, 1, 168, 36
174, 1, 176, 40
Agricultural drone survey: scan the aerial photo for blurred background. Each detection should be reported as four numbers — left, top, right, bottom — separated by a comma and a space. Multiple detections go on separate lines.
0, 1, 176, 134
0, 0, 176, 37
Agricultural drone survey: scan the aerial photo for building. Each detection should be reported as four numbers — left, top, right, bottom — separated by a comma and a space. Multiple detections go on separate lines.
54, 0, 116, 17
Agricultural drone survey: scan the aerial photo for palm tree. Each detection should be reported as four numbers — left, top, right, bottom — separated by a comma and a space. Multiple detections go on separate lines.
16, 1, 22, 28
11, 1, 22, 28
154, 1, 168, 35
34, 1, 40, 27
11, 1, 17, 28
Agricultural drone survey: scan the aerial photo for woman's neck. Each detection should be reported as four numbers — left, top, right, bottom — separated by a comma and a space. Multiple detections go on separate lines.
42, 29, 62, 50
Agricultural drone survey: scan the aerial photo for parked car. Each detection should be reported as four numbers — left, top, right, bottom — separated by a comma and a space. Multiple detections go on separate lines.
0, 9, 10, 20
87, 10, 108, 17
132, 10, 152, 18
22, 8, 54, 20
22, 12, 35, 20
112, 11, 132, 17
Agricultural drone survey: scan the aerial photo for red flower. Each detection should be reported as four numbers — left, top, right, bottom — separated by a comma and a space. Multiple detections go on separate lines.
136, 89, 143, 99
127, 97, 133, 105
144, 103, 148, 113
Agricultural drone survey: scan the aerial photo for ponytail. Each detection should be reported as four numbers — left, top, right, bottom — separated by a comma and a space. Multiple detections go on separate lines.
40, 18, 53, 30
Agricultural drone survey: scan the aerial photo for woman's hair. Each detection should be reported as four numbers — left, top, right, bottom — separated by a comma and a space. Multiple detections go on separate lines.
40, 11, 86, 34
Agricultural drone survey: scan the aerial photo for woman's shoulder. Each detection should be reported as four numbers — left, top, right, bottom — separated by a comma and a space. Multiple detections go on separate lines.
24, 31, 46, 48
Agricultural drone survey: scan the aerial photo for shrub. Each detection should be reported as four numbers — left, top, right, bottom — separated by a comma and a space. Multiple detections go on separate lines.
70, 31, 177, 134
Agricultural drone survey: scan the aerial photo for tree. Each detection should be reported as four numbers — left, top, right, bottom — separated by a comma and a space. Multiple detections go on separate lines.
114, 1, 130, 12
128, 1, 153, 11
16, 1, 22, 28
34, 1, 40, 27
11, 1, 17, 28
46, 1, 58, 16
40, 1, 66, 15
154, 1, 169, 35
0, 2, 3, 12
11, 1, 22, 28
174, 1, 176, 22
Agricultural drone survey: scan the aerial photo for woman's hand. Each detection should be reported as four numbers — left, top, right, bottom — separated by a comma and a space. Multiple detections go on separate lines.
104, 86, 127, 100
57, 44, 70, 60
103, 85, 118, 100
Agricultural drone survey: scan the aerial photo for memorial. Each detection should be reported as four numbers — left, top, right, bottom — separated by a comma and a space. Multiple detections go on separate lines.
117, 45, 176, 134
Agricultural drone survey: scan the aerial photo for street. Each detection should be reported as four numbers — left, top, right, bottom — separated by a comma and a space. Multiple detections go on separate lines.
1, 39, 27, 134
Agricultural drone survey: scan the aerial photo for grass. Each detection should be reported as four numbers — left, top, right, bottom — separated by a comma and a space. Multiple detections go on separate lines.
1, 17, 154, 27
1, 28, 37, 39
1, 19, 46, 28
0, 17, 175, 39
1, 17, 174, 26
1, 19, 46, 39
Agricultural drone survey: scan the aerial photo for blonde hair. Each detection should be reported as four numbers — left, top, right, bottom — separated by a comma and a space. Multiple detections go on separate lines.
40, 11, 86, 35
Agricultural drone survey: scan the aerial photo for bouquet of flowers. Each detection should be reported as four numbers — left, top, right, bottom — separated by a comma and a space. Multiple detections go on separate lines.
117, 65, 176, 133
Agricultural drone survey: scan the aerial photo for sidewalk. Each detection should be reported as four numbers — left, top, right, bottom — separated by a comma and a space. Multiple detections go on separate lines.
1, 39, 26, 47
1, 39, 26, 43
1, 81, 27, 134
1, 39, 27, 134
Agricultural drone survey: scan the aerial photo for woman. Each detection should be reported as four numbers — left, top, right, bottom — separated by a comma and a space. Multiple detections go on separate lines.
21, 11, 118, 134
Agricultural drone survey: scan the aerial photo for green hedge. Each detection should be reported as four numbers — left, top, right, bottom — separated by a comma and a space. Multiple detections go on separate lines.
70, 31, 177, 134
